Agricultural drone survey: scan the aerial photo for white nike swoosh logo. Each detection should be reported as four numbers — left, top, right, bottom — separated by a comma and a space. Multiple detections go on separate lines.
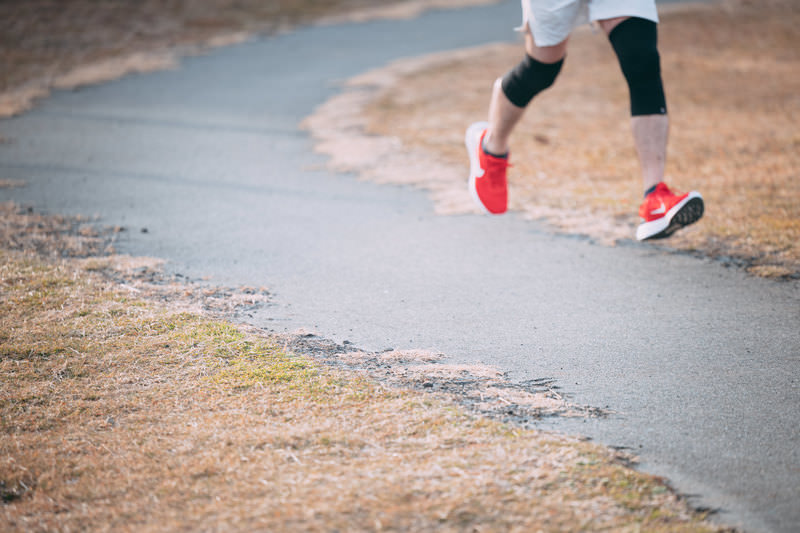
475, 167, 485, 178
650, 202, 666, 215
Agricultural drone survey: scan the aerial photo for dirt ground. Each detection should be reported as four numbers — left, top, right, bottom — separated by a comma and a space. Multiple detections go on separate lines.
305, 0, 800, 279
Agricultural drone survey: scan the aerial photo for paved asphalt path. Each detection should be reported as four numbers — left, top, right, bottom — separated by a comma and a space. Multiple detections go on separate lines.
1, 1, 798, 531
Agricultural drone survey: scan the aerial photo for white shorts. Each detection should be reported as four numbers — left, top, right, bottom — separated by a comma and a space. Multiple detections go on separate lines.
520, 0, 659, 47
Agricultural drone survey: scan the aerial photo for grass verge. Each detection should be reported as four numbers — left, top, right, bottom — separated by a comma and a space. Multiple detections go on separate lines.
0, 208, 728, 530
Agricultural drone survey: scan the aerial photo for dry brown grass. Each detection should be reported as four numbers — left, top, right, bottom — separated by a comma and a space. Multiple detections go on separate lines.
0, 210, 727, 531
0, 0, 493, 117
347, 0, 799, 278
0, 202, 116, 258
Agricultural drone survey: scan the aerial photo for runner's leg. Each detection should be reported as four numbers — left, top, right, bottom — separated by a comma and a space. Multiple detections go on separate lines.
484, 28, 568, 156
599, 16, 668, 193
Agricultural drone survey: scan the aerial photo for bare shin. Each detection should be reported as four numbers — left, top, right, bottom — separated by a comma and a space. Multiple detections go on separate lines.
631, 114, 669, 192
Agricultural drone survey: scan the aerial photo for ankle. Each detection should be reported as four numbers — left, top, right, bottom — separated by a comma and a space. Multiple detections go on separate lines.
482, 132, 509, 158
643, 181, 662, 197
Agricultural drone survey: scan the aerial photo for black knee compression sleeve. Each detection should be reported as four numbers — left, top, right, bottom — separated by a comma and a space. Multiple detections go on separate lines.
501, 54, 564, 108
609, 17, 667, 116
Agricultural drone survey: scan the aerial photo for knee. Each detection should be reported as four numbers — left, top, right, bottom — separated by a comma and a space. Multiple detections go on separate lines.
500, 53, 564, 108
608, 17, 667, 116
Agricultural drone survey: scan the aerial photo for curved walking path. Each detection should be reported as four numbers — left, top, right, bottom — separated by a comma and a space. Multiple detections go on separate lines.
1, 2, 798, 531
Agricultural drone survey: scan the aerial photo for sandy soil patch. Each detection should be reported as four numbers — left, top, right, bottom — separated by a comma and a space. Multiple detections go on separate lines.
285, 335, 606, 425
304, 0, 800, 279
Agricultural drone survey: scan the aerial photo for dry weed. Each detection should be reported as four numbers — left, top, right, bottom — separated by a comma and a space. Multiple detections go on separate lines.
0, 202, 116, 258
0, 202, 270, 320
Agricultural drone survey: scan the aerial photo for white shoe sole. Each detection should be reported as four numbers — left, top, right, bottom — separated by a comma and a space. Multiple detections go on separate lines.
465, 121, 491, 215
636, 191, 704, 241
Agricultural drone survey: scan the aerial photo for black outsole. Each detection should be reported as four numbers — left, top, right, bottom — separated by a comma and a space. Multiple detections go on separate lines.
646, 197, 705, 240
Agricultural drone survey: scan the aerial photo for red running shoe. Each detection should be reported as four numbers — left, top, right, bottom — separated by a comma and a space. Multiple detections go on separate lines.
636, 182, 704, 241
466, 121, 509, 215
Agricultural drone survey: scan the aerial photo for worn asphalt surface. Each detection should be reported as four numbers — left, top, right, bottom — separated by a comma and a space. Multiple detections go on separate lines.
1, 1, 798, 531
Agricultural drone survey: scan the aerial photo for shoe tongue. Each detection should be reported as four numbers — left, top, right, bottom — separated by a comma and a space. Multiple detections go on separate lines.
487, 158, 508, 178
